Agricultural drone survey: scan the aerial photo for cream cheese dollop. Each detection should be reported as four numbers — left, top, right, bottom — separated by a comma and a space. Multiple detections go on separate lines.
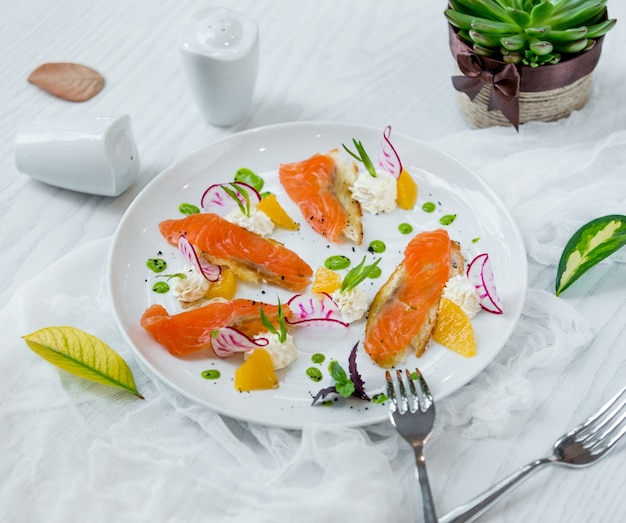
350, 169, 397, 214
224, 206, 275, 236
442, 275, 481, 318
172, 266, 209, 303
247, 332, 297, 370
331, 287, 368, 323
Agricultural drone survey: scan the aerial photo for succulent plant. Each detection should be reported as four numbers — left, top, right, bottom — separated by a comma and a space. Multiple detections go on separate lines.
445, 0, 617, 67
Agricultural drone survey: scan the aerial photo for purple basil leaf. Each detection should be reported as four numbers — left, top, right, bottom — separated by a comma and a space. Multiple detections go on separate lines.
311, 386, 338, 406
348, 341, 370, 401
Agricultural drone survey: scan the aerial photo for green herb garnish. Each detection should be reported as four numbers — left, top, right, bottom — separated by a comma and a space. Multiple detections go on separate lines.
178, 202, 200, 216
222, 183, 251, 217
234, 167, 264, 192
328, 360, 355, 398
341, 256, 382, 293
343, 139, 377, 178
259, 298, 287, 343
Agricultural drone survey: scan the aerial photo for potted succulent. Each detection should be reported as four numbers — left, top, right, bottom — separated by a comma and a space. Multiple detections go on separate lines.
445, 0, 617, 129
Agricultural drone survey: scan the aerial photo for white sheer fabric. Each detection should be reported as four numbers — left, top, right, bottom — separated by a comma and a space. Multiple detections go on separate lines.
0, 228, 594, 521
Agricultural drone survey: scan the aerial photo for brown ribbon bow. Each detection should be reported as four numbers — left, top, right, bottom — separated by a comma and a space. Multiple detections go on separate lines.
452, 52, 521, 130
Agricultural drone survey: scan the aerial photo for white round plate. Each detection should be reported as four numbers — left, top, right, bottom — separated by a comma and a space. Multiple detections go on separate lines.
108, 121, 527, 429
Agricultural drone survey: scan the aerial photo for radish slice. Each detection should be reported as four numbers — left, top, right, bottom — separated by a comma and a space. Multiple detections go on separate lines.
377, 125, 402, 179
286, 293, 349, 327
211, 327, 269, 358
466, 253, 503, 314
200, 182, 262, 213
177, 235, 221, 282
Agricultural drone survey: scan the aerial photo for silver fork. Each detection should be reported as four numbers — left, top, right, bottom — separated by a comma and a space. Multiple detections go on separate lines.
439, 385, 626, 523
386, 368, 438, 523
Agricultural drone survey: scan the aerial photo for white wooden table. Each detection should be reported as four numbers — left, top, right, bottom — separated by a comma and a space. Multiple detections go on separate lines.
2, 1, 625, 521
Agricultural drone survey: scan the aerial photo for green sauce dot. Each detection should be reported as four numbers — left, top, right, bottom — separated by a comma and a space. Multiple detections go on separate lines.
147, 258, 167, 273
368, 240, 386, 254
234, 167, 264, 192
368, 266, 382, 279
439, 214, 457, 226
371, 393, 387, 404
306, 367, 323, 382
152, 281, 170, 294
472, 237, 481, 244
422, 202, 436, 213
324, 255, 351, 270
311, 353, 326, 364
201, 369, 221, 380
398, 223, 413, 234
178, 202, 200, 216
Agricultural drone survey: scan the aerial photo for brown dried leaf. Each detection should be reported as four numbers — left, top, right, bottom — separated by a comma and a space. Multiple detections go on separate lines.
28, 62, 105, 102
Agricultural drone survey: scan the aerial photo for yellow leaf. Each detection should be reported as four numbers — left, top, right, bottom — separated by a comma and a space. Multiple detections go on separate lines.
23, 326, 143, 398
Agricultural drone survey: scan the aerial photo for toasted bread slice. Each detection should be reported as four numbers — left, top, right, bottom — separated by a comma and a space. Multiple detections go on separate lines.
328, 149, 363, 245
279, 149, 363, 245
364, 234, 464, 368
199, 237, 290, 287
200, 252, 261, 285
409, 240, 464, 357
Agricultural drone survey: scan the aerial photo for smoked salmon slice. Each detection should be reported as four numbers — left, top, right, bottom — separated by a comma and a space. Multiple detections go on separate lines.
279, 149, 363, 244
364, 229, 460, 368
159, 213, 313, 291
141, 299, 288, 356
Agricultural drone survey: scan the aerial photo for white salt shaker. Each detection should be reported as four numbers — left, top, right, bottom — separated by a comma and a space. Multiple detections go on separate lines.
14, 114, 139, 197
179, 7, 259, 127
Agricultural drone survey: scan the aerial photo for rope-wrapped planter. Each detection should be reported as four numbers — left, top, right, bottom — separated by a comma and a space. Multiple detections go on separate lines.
449, 24, 604, 130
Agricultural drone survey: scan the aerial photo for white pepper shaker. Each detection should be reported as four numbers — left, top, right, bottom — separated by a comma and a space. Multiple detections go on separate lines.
14, 114, 139, 197
179, 7, 259, 127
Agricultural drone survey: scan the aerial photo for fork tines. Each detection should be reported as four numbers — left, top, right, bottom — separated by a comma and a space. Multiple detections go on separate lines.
385, 368, 433, 415
576, 385, 626, 456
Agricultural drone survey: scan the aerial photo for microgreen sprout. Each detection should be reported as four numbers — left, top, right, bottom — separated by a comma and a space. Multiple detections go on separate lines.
156, 272, 187, 281
222, 183, 251, 217
340, 256, 382, 293
259, 297, 288, 343
343, 139, 377, 178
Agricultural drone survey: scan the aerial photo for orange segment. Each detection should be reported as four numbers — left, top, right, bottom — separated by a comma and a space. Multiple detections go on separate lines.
396, 169, 418, 210
433, 298, 475, 357
205, 268, 236, 300
234, 349, 279, 391
257, 193, 300, 231
312, 266, 341, 294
